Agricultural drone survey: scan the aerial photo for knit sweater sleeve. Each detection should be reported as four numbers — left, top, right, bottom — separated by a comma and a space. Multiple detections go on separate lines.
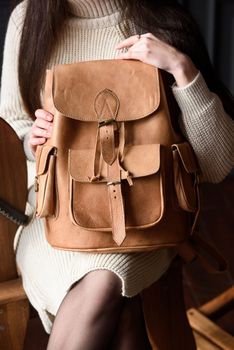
172, 72, 234, 183
0, 1, 34, 161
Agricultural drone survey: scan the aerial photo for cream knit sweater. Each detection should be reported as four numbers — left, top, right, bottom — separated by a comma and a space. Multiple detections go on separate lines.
0, 0, 234, 334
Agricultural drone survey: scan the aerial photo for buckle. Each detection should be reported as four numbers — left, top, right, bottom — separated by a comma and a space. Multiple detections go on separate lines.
98, 118, 116, 128
107, 181, 121, 186
34, 176, 39, 192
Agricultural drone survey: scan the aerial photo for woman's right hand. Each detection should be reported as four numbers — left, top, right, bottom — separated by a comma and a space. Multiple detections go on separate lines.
29, 109, 54, 155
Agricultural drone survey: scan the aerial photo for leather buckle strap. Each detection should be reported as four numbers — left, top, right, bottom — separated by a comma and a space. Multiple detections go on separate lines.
94, 88, 126, 244
98, 118, 116, 127
190, 172, 201, 235
176, 236, 227, 273
94, 89, 119, 165
99, 123, 116, 165
107, 181, 121, 186
107, 159, 126, 246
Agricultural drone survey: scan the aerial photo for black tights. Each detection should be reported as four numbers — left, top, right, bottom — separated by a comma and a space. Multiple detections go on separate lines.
46, 270, 151, 350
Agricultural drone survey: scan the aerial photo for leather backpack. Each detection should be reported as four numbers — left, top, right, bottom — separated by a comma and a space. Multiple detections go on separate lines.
34, 59, 204, 255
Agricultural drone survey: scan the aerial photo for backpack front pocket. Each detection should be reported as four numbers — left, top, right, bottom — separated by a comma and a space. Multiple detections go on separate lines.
68, 144, 164, 231
35, 144, 57, 217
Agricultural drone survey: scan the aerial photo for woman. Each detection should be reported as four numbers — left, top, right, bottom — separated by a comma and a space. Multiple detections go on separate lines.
1, 0, 233, 349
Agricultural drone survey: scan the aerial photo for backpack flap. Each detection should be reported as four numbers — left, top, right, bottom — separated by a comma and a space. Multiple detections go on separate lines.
68, 144, 160, 182
52, 59, 160, 122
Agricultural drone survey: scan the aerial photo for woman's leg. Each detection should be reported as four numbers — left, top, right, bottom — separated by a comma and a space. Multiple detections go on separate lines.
47, 270, 124, 350
109, 295, 152, 350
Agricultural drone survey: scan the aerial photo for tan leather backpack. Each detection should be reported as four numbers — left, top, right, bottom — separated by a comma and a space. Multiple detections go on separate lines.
34, 59, 204, 254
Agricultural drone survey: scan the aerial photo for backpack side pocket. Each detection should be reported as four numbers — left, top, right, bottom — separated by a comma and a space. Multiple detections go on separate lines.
35, 145, 57, 217
172, 142, 199, 212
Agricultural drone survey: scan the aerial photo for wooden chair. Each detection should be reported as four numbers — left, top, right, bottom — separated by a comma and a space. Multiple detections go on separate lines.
187, 286, 234, 349
0, 117, 29, 350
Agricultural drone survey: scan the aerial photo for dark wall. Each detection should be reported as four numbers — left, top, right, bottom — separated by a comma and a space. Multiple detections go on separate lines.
178, 0, 234, 95
0, 0, 11, 75
0, 0, 234, 95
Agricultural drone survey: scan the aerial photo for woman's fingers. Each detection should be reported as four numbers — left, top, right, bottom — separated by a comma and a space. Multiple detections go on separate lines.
29, 109, 54, 154
116, 50, 145, 61
116, 33, 156, 50
35, 109, 53, 121
116, 35, 149, 62
32, 125, 51, 138
34, 117, 53, 133
115, 33, 158, 64
29, 137, 46, 146
32, 109, 53, 137
115, 32, 185, 75
115, 34, 141, 49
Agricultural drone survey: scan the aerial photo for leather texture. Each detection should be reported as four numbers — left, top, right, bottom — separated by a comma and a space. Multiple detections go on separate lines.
35, 59, 200, 252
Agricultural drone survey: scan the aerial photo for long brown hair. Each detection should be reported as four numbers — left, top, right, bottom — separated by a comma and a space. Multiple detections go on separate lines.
15, 0, 234, 119
17, 0, 70, 118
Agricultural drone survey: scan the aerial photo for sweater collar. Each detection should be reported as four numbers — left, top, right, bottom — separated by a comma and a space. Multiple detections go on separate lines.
68, 0, 121, 18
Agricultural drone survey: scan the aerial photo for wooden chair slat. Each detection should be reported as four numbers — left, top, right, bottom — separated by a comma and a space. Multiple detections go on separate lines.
193, 331, 222, 350
199, 286, 234, 319
187, 308, 234, 350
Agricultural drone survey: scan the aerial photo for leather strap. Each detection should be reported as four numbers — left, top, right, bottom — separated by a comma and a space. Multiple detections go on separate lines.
176, 235, 227, 273
107, 159, 126, 246
43, 69, 55, 114
0, 198, 28, 226
94, 88, 125, 244
99, 123, 116, 165
90, 128, 102, 182
190, 173, 201, 235
94, 88, 119, 165
119, 122, 125, 162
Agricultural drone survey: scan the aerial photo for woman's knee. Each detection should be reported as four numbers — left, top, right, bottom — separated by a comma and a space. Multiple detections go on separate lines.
80, 270, 123, 309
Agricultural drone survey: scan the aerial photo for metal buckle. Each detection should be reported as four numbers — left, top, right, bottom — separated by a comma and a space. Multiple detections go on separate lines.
98, 119, 116, 128
34, 176, 39, 192
107, 181, 121, 186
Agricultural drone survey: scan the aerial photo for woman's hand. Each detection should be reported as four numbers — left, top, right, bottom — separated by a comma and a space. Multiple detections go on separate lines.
116, 33, 199, 87
29, 109, 54, 155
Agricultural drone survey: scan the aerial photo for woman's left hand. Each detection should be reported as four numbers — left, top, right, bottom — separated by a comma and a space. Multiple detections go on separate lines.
115, 33, 199, 87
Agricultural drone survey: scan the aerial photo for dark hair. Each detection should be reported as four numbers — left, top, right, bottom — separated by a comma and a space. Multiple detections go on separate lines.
15, 0, 234, 119
17, 0, 70, 119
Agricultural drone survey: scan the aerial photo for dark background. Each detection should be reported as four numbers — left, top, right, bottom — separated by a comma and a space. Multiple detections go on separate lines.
178, 0, 234, 95
0, 0, 10, 75
0, 0, 234, 94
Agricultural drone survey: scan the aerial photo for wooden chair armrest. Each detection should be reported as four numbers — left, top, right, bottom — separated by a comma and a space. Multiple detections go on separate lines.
0, 278, 27, 305
198, 286, 234, 319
